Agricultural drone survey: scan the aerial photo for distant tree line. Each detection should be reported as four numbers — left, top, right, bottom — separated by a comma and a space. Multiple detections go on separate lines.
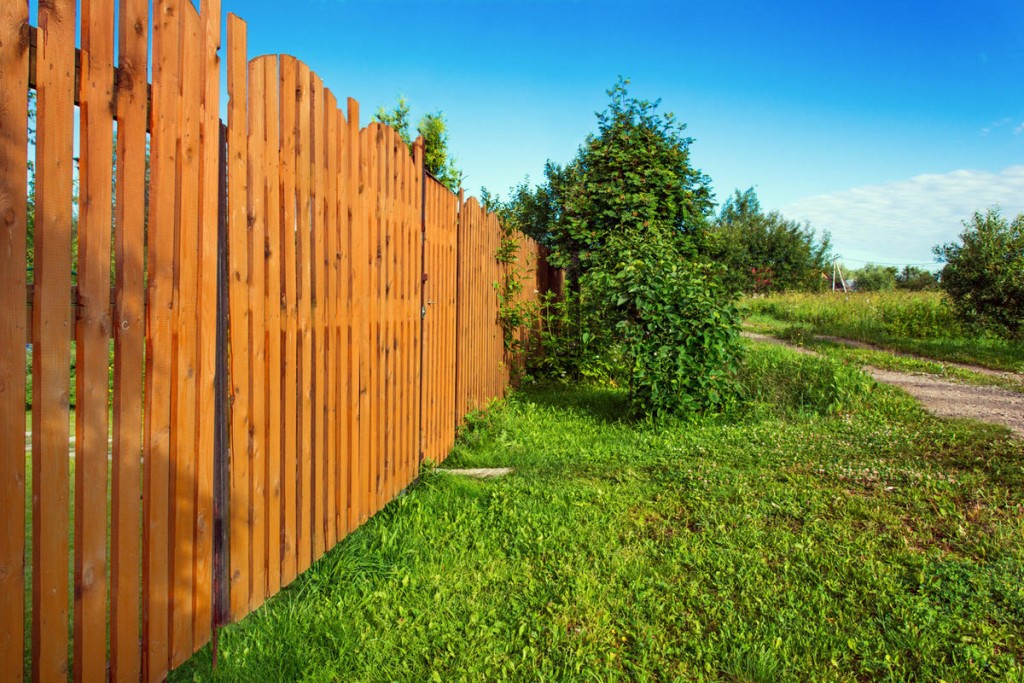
841, 264, 939, 293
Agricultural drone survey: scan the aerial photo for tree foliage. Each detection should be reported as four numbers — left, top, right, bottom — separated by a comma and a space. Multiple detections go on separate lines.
895, 265, 939, 292
709, 187, 832, 294
545, 79, 715, 275
935, 209, 1024, 337
499, 79, 740, 418
374, 96, 462, 193
851, 264, 897, 292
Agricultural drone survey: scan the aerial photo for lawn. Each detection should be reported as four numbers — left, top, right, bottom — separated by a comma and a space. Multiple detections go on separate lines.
172, 341, 1024, 681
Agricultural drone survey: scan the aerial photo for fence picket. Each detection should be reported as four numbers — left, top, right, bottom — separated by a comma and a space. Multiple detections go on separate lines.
145, 1, 184, 677
296, 60, 313, 573
74, 0, 115, 677
324, 90, 340, 548
32, 1, 77, 679
259, 54, 284, 598
347, 97, 365, 530
279, 54, 299, 587
0, 4, 29, 680
110, 0, 149, 676
169, 6, 204, 664
247, 54, 268, 607
310, 73, 326, 562
193, 0, 222, 650
226, 13, 251, 622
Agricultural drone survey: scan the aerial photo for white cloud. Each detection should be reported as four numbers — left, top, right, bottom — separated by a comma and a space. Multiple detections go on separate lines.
782, 166, 1024, 267
1015, 122, 1024, 135
981, 117, 1012, 136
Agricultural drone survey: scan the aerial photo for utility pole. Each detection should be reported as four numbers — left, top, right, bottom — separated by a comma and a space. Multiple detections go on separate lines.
833, 258, 849, 293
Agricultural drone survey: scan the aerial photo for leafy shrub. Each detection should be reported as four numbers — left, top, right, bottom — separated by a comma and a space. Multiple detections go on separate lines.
493, 80, 742, 418
528, 291, 625, 385
710, 187, 832, 294
593, 247, 741, 418
935, 209, 1024, 337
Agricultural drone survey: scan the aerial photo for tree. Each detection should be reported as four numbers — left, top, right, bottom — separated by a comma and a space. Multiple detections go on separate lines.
489, 171, 561, 245
507, 79, 740, 417
934, 209, 1024, 336
373, 97, 462, 193
547, 78, 715, 276
373, 95, 412, 144
710, 187, 832, 294
851, 263, 897, 292
895, 265, 938, 291
416, 111, 462, 192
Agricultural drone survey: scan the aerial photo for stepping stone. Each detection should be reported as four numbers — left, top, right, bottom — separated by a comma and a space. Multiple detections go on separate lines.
441, 467, 513, 479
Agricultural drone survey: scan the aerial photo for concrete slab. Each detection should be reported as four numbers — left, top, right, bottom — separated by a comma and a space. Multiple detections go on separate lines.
441, 467, 513, 479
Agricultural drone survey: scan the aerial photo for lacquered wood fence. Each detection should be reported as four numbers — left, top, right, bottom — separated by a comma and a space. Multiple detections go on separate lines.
0, 3, 556, 681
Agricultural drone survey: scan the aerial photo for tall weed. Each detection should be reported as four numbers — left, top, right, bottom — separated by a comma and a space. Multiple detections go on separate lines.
737, 343, 874, 417
743, 291, 961, 340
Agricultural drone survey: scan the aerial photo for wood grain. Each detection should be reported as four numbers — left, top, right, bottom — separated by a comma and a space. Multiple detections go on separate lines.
192, 0, 222, 650
0, 3, 28, 680
110, 0, 148, 677
32, 1, 76, 679
144, 1, 183, 677
169, 5, 203, 664
226, 12, 251, 623
74, 0, 115, 678
247, 53, 268, 608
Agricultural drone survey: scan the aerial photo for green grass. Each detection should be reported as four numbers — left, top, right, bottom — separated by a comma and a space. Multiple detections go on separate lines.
770, 326, 1024, 393
743, 292, 1024, 372
171, 342, 1024, 682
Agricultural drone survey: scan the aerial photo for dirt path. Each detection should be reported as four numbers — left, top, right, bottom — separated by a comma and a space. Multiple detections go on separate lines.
743, 332, 1024, 437
814, 334, 1024, 383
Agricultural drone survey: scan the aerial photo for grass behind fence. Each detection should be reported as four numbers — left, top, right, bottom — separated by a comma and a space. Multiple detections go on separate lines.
171, 342, 1024, 681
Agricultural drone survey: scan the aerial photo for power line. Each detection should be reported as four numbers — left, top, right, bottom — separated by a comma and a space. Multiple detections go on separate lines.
833, 256, 941, 267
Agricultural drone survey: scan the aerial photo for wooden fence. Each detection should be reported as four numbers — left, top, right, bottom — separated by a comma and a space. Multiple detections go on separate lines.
0, 2, 558, 681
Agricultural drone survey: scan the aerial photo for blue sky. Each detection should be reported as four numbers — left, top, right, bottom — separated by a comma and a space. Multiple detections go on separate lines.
228, 1, 1020, 266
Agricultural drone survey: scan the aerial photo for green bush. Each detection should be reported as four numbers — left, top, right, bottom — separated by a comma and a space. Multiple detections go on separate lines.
935, 209, 1024, 337
594, 248, 741, 418
710, 187, 832, 294
509, 80, 739, 418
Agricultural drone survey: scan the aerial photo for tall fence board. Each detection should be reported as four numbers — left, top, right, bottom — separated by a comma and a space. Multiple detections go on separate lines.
422, 177, 460, 463
110, 0, 149, 680
0, 4, 558, 681
456, 198, 506, 416
0, 4, 29, 682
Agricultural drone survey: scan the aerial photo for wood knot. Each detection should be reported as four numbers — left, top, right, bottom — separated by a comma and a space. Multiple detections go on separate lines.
18, 21, 31, 52
117, 61, 137, 93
